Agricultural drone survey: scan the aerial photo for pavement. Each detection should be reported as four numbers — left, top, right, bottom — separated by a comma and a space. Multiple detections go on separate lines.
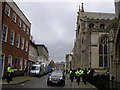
71, 80, 97, 89
66, 74, 97, 89
1, 74, 98, 89
0, 75, 37, 85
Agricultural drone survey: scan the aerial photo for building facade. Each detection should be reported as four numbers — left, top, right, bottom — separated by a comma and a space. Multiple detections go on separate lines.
109, 0, 120, 83
73, 3, 115, 73
65, 54, 73, 70
36, 44, 49, 65
1, 1, 31, 77
28, 40, 39, 74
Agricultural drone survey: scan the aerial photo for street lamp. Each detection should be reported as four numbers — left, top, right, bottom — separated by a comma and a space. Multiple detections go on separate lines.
89, 31, 92, 68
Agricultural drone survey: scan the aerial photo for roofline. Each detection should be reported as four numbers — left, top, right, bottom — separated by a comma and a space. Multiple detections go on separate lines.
36, 44, 49, 53
13, 1, 31, 24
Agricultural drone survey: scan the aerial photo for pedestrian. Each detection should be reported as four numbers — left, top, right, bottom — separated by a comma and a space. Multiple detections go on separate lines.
7, 64, 11, 84
69, 69, 72, 80
10, 65, 14, 81
70, 70, 74, 82
24, 66, 28, 76
83, 68, 88, 84
81, 68, 84, 82
75, 68, 81, 85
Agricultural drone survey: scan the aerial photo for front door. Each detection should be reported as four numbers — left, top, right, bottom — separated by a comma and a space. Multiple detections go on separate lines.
0, 59, 3, 78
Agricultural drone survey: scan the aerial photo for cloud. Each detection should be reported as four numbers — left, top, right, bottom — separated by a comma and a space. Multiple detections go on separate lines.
14, 1, 114, 62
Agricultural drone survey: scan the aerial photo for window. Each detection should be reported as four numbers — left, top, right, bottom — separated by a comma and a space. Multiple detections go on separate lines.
89, 24, 94, 29
0, 53, 5, 67
5, 5, 10, 17
99, 45, 103, 54
10, 30, 15, 45
2, 24, 8, 42
14, 57, 18, 70
18, 19, 22, 27
100, 24, 105, 29
8, 55, 12, 66
12, 13, 17, 22
24, 59, 27, 69
16, 34, 20, 48
22, 24, 26, 31
26, 27, 29, 34
99, 56, 103, 67
25, 40, 28, 52
21, 37, 25, 50
99, 36, 109, 67
19, 58, 23, 70
77, 26, 80, 34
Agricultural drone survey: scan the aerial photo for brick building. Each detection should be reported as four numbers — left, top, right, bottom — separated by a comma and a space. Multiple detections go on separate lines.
1, 1, 31, 77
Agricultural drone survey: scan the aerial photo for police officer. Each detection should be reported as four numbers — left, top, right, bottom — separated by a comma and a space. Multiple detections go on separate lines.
69, 69, 72, 79
83, 68, 88, 84
7, 64, 11, 84
10, 66, 14, 81
81, 68, 84, 82
75, 68, 81, 85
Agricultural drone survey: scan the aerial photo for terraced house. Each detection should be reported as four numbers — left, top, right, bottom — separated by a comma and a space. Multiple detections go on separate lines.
1, 1, 31, 77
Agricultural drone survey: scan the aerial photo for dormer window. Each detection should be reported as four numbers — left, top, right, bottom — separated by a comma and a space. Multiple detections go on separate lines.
100, 24, 105, 29
89, 24, 94, 29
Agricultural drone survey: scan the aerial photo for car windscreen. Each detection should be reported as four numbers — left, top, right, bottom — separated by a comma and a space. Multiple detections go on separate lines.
31, 66, 40, 70
51, 71, 63, 77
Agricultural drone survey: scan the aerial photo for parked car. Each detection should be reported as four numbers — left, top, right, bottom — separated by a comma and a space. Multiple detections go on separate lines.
47, 70, 65, 86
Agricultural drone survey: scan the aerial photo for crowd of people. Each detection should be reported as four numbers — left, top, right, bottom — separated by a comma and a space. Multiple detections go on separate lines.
68, 68, 95, 85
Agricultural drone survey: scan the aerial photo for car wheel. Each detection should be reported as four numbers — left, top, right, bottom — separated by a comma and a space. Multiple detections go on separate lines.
62, 81, 65, 86
47, 82, 51, 86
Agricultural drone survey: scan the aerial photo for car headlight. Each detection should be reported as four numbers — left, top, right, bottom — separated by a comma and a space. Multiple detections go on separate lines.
49, 76, 52, 81
60, 77, 63, 80
36, 70, 39, 74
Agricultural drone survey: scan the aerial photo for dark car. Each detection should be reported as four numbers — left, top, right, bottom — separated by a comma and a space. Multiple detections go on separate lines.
47, 70, 65, 86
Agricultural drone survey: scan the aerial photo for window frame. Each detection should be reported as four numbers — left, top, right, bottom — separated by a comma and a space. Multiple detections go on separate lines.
22, 23, 26, 31
10, 30, 15, 45
18, 19, 22, 27
14, 57, 18, 71
5, 5, 10, 17
8, 55, 12, 66
2, 24, 8, 42
25, 40, 28, 52
21, 37, 25, 50
16, 34, 20, 48
12, 12, 17, 23
19, 58, 23, 71
26, 27, 29, 34
99, 36, 109, 68
24, 59, 27, 70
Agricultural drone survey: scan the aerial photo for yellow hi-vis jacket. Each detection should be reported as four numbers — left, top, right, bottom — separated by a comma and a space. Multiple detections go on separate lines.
75, 70, 81, 76
7, 67, 11, 73
70, 70, 72, 74
87, 70, 91, 75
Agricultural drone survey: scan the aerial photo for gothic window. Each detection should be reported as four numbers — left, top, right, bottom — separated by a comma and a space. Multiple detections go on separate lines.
89, 23, 94, 29
100, 24, 105, 29
99, 36, 109, 67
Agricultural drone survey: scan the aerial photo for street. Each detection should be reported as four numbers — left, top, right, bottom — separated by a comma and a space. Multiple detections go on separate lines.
2, 74, 72, 88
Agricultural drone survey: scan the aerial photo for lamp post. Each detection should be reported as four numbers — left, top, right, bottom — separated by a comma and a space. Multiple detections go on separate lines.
89, 31, 92, 68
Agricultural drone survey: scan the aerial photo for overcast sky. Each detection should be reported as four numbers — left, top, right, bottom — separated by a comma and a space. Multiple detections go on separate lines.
14, 0, 115, 62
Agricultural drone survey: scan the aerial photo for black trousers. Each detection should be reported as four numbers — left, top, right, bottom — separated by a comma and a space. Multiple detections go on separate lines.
7, 72, 11, 83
